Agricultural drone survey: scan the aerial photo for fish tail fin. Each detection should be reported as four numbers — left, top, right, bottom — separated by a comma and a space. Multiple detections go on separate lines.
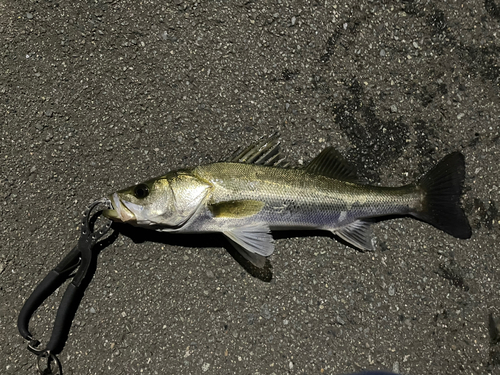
412, 152, 472, 239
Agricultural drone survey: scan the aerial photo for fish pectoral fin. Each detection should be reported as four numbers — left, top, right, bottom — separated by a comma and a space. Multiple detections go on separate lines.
209, 200, 264, 219
305, 147, 357, 182
332, 220, 375, 251
223, 225, 274, 267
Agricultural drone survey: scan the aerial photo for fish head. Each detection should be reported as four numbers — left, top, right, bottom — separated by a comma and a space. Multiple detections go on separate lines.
103, 176, 174, 226
104, 171, 212, 229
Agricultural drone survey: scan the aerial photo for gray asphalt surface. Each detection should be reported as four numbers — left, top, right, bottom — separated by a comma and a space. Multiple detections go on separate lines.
1, 1, 499, 374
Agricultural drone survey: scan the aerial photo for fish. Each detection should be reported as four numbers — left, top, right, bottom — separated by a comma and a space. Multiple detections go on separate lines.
103, 134, 471, 267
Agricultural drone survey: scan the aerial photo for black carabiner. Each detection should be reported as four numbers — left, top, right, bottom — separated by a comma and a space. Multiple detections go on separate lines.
17, 198, 113, 373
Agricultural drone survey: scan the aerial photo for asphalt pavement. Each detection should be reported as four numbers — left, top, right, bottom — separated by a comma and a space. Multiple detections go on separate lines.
1, 1, 499, 374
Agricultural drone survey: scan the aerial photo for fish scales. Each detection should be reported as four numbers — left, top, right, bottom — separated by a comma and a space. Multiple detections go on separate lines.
192, 162, 420, 232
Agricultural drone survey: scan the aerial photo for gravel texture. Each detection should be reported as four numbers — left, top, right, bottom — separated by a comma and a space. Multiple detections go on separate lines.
1, 1, 500, 374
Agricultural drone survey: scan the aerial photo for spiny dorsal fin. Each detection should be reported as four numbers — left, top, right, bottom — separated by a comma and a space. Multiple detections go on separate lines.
305, 147, 357, 182
228, 133, 289, 167
209, 200, 264, 219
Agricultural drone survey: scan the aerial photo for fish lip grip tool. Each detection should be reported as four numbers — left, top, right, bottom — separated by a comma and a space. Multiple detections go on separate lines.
17, 198, 113, 374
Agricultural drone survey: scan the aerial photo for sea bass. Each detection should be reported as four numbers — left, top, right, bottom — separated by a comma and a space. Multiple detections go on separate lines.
104, 135, 471, 267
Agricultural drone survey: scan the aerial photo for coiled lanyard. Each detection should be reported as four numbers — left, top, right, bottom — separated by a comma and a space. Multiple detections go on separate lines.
17, 199, 114, 374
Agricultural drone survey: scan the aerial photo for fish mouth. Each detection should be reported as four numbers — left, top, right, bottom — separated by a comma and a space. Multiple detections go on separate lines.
103, 193, 137, 223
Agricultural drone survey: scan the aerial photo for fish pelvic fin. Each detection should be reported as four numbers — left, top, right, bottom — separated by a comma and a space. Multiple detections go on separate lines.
332, 220, 375, 251
225, 241, 267, 268
223, 224, 274, 268
305, 147, 358, 182
413, 152, 472, 239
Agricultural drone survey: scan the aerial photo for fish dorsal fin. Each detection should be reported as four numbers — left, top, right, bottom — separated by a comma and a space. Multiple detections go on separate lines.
209, 200, 264, 219
332, 220, 374, 251
223, 224, 274, 268
228, 133, 289, 167
305, 147, 357, 182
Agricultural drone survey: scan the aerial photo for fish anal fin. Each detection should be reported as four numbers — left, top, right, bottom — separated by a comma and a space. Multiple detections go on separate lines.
223, 224, 274, 268
332, 220, 375, 251
209, 200, 264, 218
305, 147, 357, 182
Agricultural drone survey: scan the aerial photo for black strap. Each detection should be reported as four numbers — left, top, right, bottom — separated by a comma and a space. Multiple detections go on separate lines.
18, 198, 114, 374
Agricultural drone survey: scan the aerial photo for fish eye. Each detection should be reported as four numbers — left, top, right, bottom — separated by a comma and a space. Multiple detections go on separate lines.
133, 184, 149, 199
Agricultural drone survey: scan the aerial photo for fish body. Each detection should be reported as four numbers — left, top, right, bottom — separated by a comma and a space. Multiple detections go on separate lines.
105, 135, 471, 267
185, 162, 419, 233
